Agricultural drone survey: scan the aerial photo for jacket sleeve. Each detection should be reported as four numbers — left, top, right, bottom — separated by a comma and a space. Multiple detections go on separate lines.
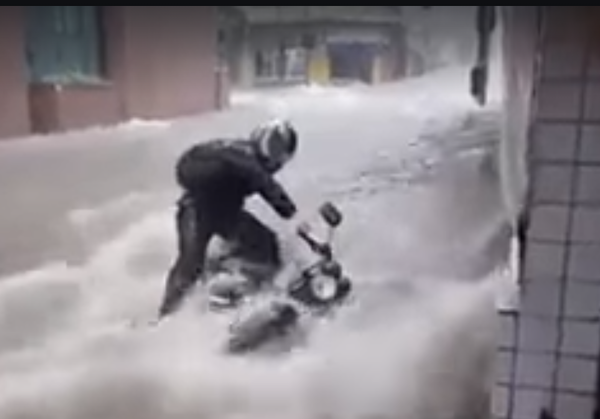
227, 151, 297, 219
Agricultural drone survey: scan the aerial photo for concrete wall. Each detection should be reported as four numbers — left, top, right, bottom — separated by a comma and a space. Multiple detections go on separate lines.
0, 6, 221, 138
498, 6, 541, 229
496, 6, 600, 419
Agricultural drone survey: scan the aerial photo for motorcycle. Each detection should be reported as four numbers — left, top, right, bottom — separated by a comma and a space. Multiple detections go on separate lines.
205, 201, 353, 355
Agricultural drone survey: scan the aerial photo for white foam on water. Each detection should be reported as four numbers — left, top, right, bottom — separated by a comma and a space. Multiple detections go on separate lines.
0, 66, 508, 419
0, 207, 500, 419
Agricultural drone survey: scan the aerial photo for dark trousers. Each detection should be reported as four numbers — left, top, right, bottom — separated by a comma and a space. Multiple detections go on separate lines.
159, 194, 282, 317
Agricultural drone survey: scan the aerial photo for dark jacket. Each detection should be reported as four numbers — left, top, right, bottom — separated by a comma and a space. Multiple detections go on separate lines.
175, 139, 297, 221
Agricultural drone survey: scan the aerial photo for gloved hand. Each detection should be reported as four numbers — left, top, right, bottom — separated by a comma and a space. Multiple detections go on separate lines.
296, 220, 311, 236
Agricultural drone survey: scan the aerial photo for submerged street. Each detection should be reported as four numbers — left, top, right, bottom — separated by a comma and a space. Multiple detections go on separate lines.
0, 67, 508, 419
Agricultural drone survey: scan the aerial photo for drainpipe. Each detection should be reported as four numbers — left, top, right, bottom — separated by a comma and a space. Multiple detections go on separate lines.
470, 6, 497, 106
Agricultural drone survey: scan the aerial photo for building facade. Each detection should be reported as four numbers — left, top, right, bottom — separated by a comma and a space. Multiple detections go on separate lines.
221, 6, 406, 88
0, 6, 223, 140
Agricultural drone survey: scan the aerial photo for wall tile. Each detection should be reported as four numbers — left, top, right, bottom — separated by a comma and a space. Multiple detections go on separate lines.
557, 357, 597, 392
585, 82, 600, 121
538, 82, 582, 120
542, 41, 586, 78
531, 123, 578, 161
571, 207, 600, 242
575, 166, 600, 204
564, 282, 600, 319
561, 320, 600, 356
518, 317, 559, 352
515, 353, 555, 388
531, 165, 574, 203
528, 205, 570, 241
568, 244, 600, 281
579, 124, 600, 162
523, 242, 565, 279
555, 392, 595, 419
520, 279, 562, 318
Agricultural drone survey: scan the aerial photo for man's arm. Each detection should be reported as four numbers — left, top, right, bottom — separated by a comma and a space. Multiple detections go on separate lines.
227, 151, 297, 219
255, 174, 297, 219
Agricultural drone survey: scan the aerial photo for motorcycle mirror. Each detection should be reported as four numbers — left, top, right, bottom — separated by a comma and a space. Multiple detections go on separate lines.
319, 202, 342, 227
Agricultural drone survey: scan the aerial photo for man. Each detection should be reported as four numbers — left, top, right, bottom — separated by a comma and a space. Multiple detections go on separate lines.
158, 119, 299, 318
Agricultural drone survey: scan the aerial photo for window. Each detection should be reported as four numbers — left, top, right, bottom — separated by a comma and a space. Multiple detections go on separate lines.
285, 48, 308, 79
254, 46, 308, 81
25, 6, 104, 84
254, 49, 279, 79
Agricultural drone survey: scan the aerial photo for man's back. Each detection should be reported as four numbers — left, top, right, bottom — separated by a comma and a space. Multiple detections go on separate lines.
176, 138, 296, 221
176, 139, 259, 214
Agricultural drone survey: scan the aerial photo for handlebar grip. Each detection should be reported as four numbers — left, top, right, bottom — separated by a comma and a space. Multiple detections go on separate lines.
298, 229, 319, 249
297, 223, 333, 258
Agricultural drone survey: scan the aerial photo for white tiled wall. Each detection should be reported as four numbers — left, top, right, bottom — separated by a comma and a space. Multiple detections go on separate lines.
496, 6, 600, 419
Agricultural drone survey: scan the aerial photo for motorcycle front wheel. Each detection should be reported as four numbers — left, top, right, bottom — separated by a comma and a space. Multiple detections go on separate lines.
288, 273, 352, 308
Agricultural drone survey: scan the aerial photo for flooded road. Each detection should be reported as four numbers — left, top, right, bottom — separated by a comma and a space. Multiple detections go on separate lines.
0, 67, 507, 419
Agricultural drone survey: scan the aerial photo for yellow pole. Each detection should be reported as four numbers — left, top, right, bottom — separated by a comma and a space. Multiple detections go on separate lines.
308, 44, 330, 84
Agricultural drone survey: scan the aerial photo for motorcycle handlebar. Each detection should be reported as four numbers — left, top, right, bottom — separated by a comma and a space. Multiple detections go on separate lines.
297, 227, 332, 258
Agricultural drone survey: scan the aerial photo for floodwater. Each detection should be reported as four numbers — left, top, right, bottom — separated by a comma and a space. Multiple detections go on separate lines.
0, 67, 509, 419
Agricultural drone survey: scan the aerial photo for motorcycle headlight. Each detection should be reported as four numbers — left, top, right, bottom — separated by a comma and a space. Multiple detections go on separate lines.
310, 275, 339, 302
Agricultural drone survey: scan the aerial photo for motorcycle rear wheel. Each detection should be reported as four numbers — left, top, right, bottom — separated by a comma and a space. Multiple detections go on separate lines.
226, 302, 299, 354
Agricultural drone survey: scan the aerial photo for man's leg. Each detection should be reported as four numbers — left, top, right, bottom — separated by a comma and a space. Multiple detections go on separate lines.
159, 194, 212, 318
220, 210, 283, 286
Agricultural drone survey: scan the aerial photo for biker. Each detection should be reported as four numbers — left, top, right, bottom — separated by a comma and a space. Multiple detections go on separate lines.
158, 119, 299, 319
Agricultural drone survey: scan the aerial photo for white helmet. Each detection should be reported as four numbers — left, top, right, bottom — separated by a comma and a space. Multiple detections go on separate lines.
250, 119, 298, 171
